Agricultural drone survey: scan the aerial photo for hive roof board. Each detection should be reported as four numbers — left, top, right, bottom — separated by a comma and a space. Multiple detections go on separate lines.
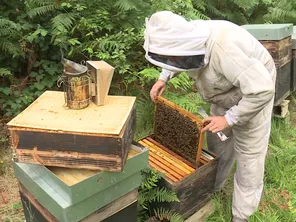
7, 91, 136, 135
241, 23, 293, 40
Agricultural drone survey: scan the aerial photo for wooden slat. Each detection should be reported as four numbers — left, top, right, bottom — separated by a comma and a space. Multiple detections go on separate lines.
149, 155, 183, 180
149, 161, 179, 183
7, 91, 136, 135
19, 182, 58, 222
149, 152, 187, 177
139, 140, 194, 174
145, 137, 196, 170
156, 96, 202, 123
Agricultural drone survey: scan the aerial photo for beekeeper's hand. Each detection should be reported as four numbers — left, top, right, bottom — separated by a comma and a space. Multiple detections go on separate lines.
150, 80, 166, 102
201, 116, 229, 133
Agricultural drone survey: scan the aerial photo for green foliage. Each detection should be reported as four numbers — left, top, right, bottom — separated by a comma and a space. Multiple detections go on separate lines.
138, 168, 183, 222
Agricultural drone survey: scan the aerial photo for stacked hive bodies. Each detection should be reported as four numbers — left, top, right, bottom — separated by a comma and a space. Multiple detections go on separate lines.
138, 96, 218, 218
292, 27, 296, 92
8, 90, 148, 221
242, 24, 294, 106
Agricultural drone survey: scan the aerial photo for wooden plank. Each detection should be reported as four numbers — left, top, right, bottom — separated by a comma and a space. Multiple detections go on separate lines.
148, 151, 188, 177
156, 96, 202, 123
162, 158, 219, 217
185, 200, 215, 222
260, 36, 292, 68
87, 61, 114, 106
148, 161, 179, 183
81, 189, 138, 222
274, 60, 291, 106
149, 155, 183, 180
242, 24, 293, 40
19, 182, 58, 222
139, 140, 194, 174
7, 91, 136, 135
145, 138, 196, 170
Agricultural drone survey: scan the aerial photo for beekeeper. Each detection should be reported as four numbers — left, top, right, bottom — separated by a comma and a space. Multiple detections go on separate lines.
143, 11, 276, 222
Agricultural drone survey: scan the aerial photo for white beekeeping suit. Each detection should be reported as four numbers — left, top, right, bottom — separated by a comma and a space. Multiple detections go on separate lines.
144, 11, 276, 222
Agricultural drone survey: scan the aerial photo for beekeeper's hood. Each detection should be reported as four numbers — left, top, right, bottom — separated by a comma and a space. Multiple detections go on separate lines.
144, 11, 212, 72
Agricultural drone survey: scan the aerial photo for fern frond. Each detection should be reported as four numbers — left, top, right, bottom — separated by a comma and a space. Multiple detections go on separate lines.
52, 13, 77, 31
0, 68, 12, 77
144, 187, 180, 203
27, 4, 60, 18
168, 72, 195, 92
154, 207, 184, 222
0, 19, 19, 36
115, 0, 139, 10
0, 40, 21, 57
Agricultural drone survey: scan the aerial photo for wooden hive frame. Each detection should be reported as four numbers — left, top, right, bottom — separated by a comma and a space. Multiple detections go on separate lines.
153, 96, 204, 166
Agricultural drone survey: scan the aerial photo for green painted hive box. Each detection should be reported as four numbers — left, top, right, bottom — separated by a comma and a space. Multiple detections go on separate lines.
13, 142, 148, 222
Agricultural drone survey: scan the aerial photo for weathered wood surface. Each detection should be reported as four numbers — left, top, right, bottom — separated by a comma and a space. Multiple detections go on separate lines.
7, 91, 136, 135
87, 61, 114, 106
138, 135, 218, 219
274, 61, 291, 106
20, 182, 138, 222
10, 104, 136, 171
185, 200, 215, 222
14, 142, 148, 206
260, 36, 292, 68
291, 53, 296, 92
161, 155, 218, 218
154, 96, 204, 165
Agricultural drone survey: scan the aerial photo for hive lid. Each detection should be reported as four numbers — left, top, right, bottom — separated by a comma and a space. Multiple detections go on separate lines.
7, 91, 136, 135
242, 23, 293, 40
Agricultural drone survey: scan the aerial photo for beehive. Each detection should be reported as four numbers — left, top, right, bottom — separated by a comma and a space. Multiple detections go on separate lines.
20, 183, 138, 222
13, 142, 148, 222
291, 32, 296, 92
138, 96, 218, 218
7, 91, 136, 171
242, 23, 293, 105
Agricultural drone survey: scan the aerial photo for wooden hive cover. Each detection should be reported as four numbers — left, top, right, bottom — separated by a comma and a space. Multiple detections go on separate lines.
242, 23, 293, 40
7, 91, 136, 135
153, 96, 204, 166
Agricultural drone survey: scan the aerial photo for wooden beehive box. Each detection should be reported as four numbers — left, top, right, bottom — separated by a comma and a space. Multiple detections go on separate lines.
138, 97, 219, 218
291, 33, 296, 92
7, 91, 136, 171
13, 142, 147, 222
242, 24, 293, 105
20, 184, 138, 222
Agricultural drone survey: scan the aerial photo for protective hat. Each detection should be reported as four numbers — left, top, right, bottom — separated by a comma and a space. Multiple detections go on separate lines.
144, 11, 212, 72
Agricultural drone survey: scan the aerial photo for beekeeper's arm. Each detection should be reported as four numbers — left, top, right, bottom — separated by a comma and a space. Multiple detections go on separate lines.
150, 69, 180, 101
214, 42, 275, 126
